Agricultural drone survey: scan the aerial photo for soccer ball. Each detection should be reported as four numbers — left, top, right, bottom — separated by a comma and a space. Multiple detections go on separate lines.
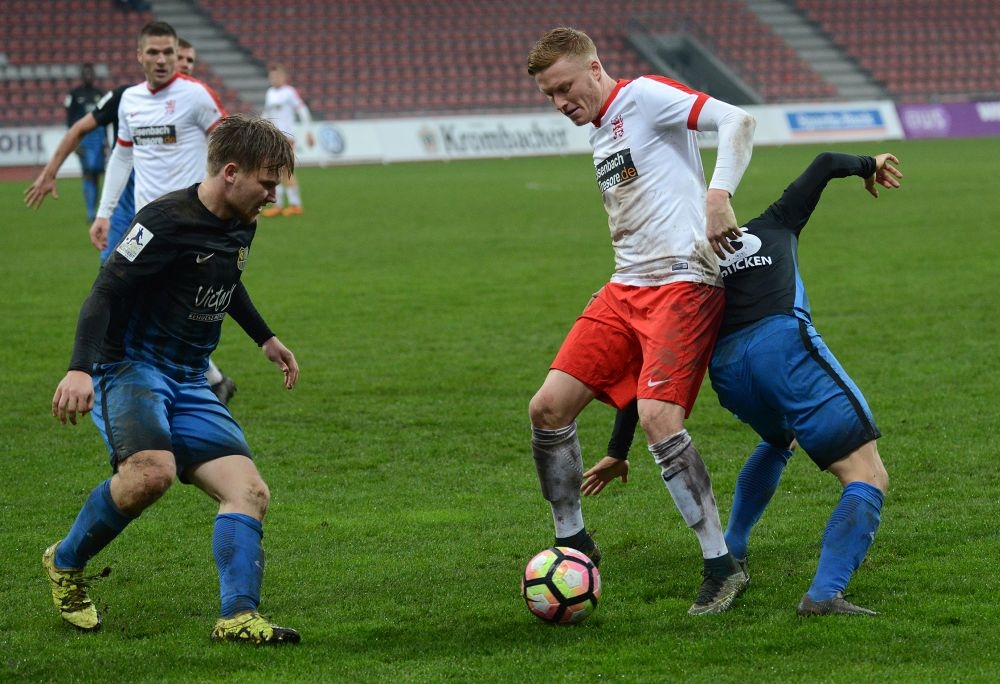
521, 546, 601, 624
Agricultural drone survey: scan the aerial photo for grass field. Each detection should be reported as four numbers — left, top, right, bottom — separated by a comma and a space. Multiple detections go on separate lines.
2, 138, 999, 683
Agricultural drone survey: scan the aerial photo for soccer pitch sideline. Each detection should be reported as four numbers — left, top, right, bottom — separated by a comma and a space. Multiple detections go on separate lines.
2, 138, 999, 682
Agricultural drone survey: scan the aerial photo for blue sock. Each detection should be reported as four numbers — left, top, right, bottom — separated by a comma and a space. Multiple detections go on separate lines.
808, 481, 884, 601
214, 513, 264, 618
83, 176, 98, 221
724, 441, 792, 560
55, 478, 135, 569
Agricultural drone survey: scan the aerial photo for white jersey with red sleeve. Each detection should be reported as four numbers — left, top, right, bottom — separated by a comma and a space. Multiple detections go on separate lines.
590, 76, 720, 288
262, 84, 310, 140
116, 74, 226, 210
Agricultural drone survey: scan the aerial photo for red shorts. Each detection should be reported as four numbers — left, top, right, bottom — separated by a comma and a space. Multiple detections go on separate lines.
551, 281, 724, 414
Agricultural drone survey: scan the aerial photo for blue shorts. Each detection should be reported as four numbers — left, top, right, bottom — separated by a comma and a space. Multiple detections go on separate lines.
100, 171, 136, 263
91, 360, 252, 481
708, 314, 880, 470
77, 129, 106, 173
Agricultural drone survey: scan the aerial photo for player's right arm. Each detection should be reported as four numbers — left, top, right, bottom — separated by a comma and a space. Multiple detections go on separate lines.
90, 143, 134, 250
24, 113, 101, 208
52, 272, 123, 425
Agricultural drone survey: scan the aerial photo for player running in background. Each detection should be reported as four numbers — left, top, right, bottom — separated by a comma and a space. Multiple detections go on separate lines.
23, 32, 236, 404
26, 39, 198, 260
525, 27, 756, 616
45, 114, 301, 644
64, 63, 107, 223
260, 63, 314, 217
590, 152, 900, 616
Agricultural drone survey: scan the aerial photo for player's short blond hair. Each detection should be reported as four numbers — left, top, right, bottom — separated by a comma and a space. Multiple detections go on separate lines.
527, 27, 597, 76
207, 114, 295, 177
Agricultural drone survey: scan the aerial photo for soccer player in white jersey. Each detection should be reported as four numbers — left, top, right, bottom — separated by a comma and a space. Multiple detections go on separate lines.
260, 63, 314, 217
526, 27, 757, 616
89, 21, 237, 403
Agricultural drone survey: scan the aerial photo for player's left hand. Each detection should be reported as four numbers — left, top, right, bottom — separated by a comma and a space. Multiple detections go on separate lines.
865, 153, 903, 198
706, 188, 743, 258
262, 336, 299, 389
581, 456, 629, 496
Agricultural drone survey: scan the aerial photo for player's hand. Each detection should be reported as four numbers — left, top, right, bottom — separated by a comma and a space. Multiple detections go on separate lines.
584, 286, 604, 312
262, 336, 299, 389
24, 173, 57, 209
581, 456, 629, 496
52, 370, 95, 425
305, 131, 315, 148
865, 153, 902, 198
705, 188, 742, 258
90, 218, 110, 251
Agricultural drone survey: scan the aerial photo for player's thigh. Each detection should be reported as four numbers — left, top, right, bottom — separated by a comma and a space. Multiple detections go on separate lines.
630, 282, 723, 411
81, 142, 105, 173
168, 381, 253, 483
775, 324, 880, 469
186, 454, 269, 515
550, 290, 641, 411
709, 323, 792, 446
92, 361, 174, 469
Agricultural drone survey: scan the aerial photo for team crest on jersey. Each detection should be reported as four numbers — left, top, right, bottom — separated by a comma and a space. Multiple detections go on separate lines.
116, 222, 154, 262
165, 99, 176, 115
611, 114, 625, 140
596, 149, 639, 192
237, 246, 249, 271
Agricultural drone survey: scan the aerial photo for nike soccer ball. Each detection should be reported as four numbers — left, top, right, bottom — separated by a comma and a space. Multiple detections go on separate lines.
521, 546, 601, 624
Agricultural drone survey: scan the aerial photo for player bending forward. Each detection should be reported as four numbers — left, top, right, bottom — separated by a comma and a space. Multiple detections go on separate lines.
593, 152, 901, 616
45, 114, 301, 644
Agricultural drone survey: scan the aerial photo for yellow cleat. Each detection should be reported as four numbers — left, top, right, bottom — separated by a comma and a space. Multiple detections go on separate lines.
280, 205, 304, 216
210, 611, 301, 645
43, 542, 104, 631
261, 206, 284, 218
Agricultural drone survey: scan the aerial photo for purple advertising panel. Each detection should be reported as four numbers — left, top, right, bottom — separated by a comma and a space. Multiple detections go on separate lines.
898, 101, 1000, 139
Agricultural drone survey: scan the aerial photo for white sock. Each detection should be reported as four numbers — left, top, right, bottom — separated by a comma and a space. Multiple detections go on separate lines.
649, 430, 728, 559
205, 358, 224, 385
286, 185, 302, 207
532, 423, 585, 538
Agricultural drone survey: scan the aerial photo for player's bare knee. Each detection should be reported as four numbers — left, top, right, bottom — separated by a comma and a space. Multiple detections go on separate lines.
114, 454, 176, 512
243, 477, 270, 518
830, 442, 888, 491
529, 391, 570, 430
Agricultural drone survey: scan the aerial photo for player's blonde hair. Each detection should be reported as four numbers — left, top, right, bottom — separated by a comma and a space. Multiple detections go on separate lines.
527, 27, 597, 76
207, 114, 295, 177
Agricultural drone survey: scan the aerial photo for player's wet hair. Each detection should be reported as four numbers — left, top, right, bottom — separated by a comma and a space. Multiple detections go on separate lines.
207, 114, 295, 177
527, 27, 597, 75
138, 21, 177, 49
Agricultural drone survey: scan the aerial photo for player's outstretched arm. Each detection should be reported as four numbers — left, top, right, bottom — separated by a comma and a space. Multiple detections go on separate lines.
24, 113, 101, 208
261, 336, 299, 390
865, 153, 903, 198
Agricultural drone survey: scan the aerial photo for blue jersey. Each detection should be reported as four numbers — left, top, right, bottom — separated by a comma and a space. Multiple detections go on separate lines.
717, 153, 877, 336
68, 186, 273, 380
